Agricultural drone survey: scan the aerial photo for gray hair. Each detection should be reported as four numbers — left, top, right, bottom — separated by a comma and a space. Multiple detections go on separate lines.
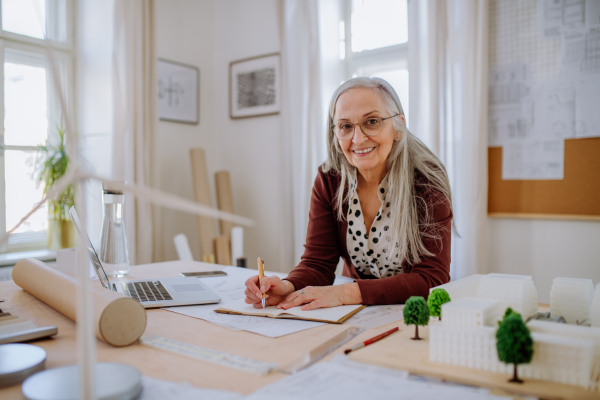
323, 77, 454, 266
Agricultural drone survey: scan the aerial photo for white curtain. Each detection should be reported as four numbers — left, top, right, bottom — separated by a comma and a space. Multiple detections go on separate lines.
409, 0, 489, 280
278, 0, 327, 270
112, 0, 156, 265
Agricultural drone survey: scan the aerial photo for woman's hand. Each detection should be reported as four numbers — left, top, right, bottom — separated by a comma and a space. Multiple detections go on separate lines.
244, 275, 295, 309
278, 282, 362, 311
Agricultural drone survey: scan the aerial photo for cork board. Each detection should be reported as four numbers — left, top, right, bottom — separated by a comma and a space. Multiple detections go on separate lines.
488, 137, 600, 220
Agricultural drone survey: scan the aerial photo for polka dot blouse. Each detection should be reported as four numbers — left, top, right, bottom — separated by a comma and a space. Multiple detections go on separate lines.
346, 172, 403, 279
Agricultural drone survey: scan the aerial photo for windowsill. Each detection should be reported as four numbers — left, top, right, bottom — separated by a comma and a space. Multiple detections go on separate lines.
0, 249, 56, 267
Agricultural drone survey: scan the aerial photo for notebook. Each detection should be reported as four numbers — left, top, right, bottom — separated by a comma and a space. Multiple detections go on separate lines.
215, 299, 365, 324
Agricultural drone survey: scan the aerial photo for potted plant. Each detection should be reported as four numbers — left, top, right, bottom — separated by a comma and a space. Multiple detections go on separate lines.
36, 125, 75, 250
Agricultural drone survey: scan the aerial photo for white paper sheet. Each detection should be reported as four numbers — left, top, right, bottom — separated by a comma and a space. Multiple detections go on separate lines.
489, 64, 532, 147
532, 81, 576, 139
139, 376, 242, 400
575, 75, 600, 138
489, 104, 531, 147
164, 266, 353, 338
244, 356, 505, 400
539, 0, 585, 38
344, 304, 405, 329
502, 138, 564, 180
587, 0, 600, 29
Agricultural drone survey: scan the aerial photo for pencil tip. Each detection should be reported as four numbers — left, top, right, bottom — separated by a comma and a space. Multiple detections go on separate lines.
344, 349, 351, 355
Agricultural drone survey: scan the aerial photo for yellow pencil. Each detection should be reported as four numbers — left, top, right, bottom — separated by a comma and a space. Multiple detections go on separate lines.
257, 257, 266, 308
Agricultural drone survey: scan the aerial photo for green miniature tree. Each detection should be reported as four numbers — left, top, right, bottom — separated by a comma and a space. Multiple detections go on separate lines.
403, 296, 430, 340
427, 288, 451, 320
496, 310, 534, 383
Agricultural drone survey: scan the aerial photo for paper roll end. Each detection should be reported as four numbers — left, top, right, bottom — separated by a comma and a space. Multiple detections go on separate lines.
99, 298, 147, 347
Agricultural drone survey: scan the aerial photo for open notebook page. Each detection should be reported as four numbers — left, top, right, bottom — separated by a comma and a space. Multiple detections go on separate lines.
216, 298, 363, 323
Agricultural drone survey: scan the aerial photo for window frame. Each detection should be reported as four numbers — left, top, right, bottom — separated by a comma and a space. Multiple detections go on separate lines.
341, 0, 410, 114
0, 0, 74, 253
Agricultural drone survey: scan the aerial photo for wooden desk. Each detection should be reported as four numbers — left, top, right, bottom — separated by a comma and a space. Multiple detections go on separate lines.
0, 261, 527, 399
0, 261, 377, 398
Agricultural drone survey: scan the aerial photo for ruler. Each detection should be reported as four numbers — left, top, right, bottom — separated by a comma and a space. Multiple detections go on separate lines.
140, 336, 278, 376
279, 326, 366, 374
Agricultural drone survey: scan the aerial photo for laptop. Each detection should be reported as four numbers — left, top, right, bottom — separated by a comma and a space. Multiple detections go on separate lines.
69, 206, 221, 308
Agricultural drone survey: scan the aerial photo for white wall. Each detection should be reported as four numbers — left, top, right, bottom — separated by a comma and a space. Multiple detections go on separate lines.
154, 0, 219, 262
488, 219, 600, 304
153, 0, 286, 269
213, 0, 285, 270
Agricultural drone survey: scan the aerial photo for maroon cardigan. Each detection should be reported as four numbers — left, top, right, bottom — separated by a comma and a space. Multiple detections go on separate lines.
285, 166, 452, 305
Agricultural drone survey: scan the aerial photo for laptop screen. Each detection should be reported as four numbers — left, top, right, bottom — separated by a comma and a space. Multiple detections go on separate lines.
69, 206, 113, 290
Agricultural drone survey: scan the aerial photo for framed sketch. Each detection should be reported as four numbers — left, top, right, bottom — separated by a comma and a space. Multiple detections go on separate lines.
157, 59, 199, 124
229, 53, 280, 119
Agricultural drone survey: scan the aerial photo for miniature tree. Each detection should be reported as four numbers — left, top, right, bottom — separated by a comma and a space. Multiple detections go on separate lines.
403, 296, 430, 340
496, 310, 534, 383
427, 288, 451, 320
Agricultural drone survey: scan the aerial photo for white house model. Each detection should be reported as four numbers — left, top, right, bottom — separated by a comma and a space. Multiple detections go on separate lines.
593, 283, 600, 328
429, 273, 600, 391
550, 277, 594, 325
475, 274, 538, 320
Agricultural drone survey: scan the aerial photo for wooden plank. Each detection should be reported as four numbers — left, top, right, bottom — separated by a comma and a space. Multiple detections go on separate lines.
214, 235, 232, 266
215, 170, 236, 238
190, 148, 216, 260
349, 319, 599, 400
488, 213, 600, 222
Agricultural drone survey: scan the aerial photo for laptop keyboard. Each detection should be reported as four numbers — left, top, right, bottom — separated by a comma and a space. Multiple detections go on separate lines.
121, 281, 173, 302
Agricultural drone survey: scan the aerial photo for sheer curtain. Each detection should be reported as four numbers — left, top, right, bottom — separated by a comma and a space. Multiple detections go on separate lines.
409, 0, 489, 280
112, 0, 156, 265
278, 0, 326, 270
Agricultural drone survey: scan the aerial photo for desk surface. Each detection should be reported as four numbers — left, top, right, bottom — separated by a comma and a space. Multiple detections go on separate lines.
0, 261, 401, 399
0, 261, 545, 399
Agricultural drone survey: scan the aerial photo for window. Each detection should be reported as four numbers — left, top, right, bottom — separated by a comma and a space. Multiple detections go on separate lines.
0, 0, 72, 253
341, 0, 410, 124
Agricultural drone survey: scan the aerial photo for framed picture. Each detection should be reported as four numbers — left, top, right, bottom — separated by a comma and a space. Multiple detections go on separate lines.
157, 59, 199, 124
229, 53, 281, 119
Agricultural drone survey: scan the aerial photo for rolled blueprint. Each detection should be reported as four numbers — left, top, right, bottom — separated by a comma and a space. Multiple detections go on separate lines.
12, 258, 146, 347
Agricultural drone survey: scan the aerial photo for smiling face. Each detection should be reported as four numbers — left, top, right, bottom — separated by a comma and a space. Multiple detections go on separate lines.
334, 88, 404, 179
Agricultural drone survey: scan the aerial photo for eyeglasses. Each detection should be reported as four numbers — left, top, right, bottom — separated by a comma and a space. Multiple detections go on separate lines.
331, 114, 399, 141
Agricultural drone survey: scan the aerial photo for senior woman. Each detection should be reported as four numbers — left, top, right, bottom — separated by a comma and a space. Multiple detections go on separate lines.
245, 77, 453, 310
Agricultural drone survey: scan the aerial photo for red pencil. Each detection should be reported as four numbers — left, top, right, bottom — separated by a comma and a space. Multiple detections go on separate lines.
344, 326, 399, 355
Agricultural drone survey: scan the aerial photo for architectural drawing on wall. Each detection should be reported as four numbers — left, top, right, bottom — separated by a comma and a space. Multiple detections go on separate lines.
490, 0, 600, 182
540, 0, 585, 38
532, 82, 576, 139
489, 64, 532, 147
157, 59, 199, 125
502, 139, 564, 180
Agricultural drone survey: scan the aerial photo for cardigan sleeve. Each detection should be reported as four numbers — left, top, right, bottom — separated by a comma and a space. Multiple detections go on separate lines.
355, 188, 452, 305
284, 167, 340, 290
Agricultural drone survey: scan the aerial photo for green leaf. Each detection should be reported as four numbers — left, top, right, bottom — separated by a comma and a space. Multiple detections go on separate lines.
427, 288, 451, 318
403, 296, 430, 326
496, 313, 534, 365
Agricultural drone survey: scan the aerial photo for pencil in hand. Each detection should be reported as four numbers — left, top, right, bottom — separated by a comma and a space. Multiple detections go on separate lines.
257, 257, 266, 308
